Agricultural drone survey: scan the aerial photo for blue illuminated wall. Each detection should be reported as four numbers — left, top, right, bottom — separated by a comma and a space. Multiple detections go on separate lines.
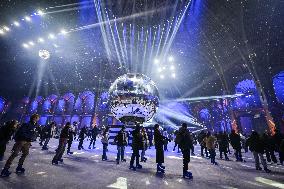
273, 71, 284, 104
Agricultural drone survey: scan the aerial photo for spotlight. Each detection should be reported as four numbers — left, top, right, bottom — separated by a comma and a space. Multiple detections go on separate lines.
39, 49, 50, 60
48, 33, 55, 39
160, 75, 165, 79
37, 10, 44, 16
29, 41, 35, 46
154, 59, 159, 64
171, 73, 176, 78
60, 29, 67, 35
38, 38, 44, 43
0, 30, 4, 35
157, 68, 162, 73
24, 16, 31, 22
168, 56, 174, 62
3, 26, 10, 31
22, 43, 29, 48
170, 65, 175, 70
13, 21, 20, 27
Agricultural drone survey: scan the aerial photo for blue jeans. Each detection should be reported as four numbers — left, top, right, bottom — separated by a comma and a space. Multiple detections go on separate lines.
209, 149, 216, 163
102, 144, 108, 159
117, 146, 125, 161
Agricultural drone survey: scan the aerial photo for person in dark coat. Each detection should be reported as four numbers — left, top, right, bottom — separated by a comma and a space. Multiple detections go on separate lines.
273, 129, 284, 162
262, 130, 277, 164
101, 127, 109, 161
173, 130, 181, 153
154, 124, 168, 173
279, 139, 284, 165
78, 126, 87, 150
246, 131, 271, 173
0, 120, 19, 161
129, 124, 143, 170
197, 130, 208, 157
52, 122, 71, 165
67, 121, 77, 154
179, 123, 193, 179
140, 127, 148, 162
88, 124, 99, 149
218, 132, 229, 160
229, 130, 243, 162
147, 128, 153, 149
114, 126, 127, 164
1, 114, 40, 177
41, 122, 56, 150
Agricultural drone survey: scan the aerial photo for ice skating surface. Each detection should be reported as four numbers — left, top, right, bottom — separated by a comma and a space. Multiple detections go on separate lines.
0, 139, 284, 189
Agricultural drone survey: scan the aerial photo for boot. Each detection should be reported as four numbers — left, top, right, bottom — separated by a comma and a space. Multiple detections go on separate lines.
122, 159, 127, 162
256, 167, 262, 171
1, 168, 11, 177
52, 160, 58, 165
67, 151, 73, 155
116, 159, 119, 165
183, 171, 193, 179
157, 164, 165, 173
136, 164, 142, 169
264, 168, 271, 173
129, 165, 136, 171
16, 166, 25, 174
58, 159, 64, 163
88, 146, 92, 149
42, 146, 48, 150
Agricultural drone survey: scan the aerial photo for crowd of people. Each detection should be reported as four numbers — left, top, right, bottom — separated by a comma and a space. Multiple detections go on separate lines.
0, 114, 284, 179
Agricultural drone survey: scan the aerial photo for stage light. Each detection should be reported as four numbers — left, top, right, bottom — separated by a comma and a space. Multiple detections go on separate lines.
3, 26, 10, 31
37, 10, 44, 16
25, 16, 31, 22
0, 30, 4, 35
160, 75, 165, 79
39, 49, 50, 60
48, 33, 55, 39
154, 59, 159, 64
29, 41, 35, 46
170, 65, 175, 70
168, 56, 174, 62
60, 29, 67, 35
13, 21, 20, 27
23, 43, 29, 48
157, 68, 162, 73
38, 38, 44, 43
171, 73, 176, 78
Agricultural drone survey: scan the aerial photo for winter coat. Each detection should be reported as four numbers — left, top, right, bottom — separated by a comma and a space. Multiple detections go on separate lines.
79, 128, 87, 139
229, 132, 242, 150
218, 134, 229, 152
141, 132, 148, 149
60, 126, 71, 139
246, 134, 265, 154
90, 127, 99, 139
204, 136, 216, 150
131, 128, 143, 150
154, 128, 165, 163
14, 121, 38, 142
42, 124, 53, 139
179, 128, 193, 151
262, 133, 275, 151
0, 124, 16, 143
101, 132, 109, 145
114, 130, 127, 146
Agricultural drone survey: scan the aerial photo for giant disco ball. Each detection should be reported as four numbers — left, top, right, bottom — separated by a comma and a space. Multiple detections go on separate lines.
109, 73, 159, 123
